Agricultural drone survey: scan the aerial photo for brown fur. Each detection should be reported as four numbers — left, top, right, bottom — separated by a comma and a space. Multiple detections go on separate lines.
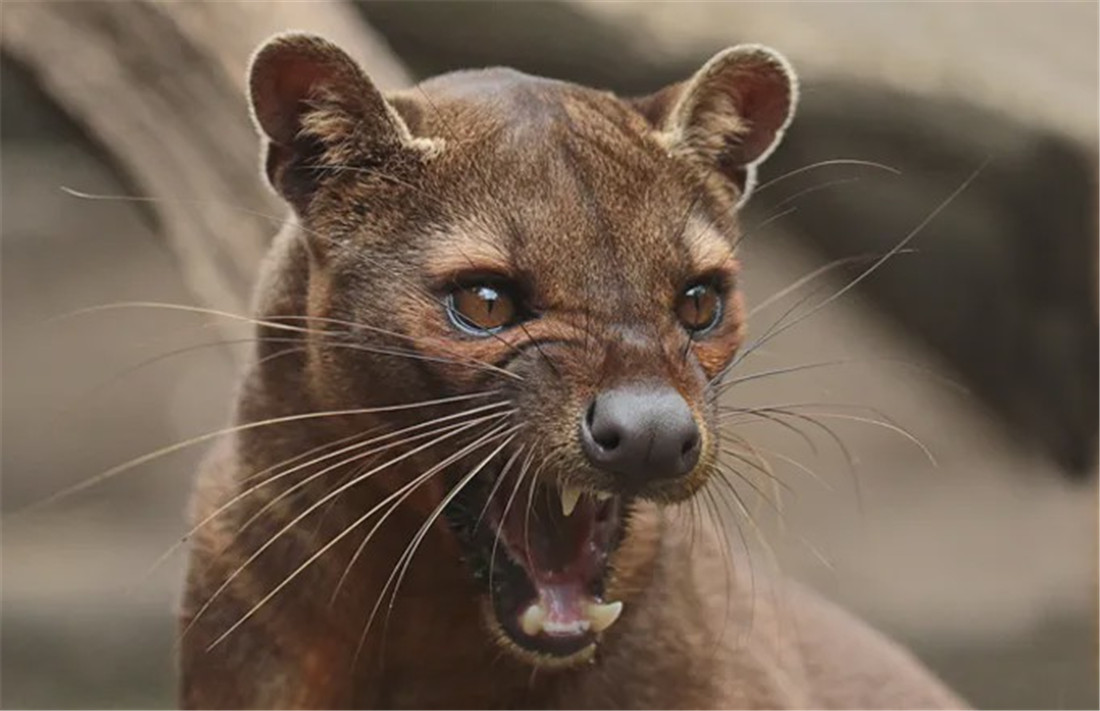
179, 33, 966, 709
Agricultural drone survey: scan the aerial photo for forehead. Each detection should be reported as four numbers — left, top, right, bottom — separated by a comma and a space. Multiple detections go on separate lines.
409, 70, 734, 302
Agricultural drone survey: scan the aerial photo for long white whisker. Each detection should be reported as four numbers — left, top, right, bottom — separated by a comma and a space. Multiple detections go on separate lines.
200, 415, 514, 651
758, 407, 936, 467
746, 252, 913, 318
21, 392, 501, 513
367, 429, 521, 657
738, 160, 989, 357
718, 407, 820, 456
473, 445, 526, 534
59, 185, 338, 247
56, 302, 522, 380
754, 158, 901, 193
201, 405, 510, 554
764, 176, 861, 213
489, 442, 539, 601
186, 412, 509, 645
328, 421, 517, 606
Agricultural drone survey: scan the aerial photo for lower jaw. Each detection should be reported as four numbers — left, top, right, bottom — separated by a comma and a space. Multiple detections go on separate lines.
480, 597, 600, 668
476, 550, 612, 665
453, 496, 628, 666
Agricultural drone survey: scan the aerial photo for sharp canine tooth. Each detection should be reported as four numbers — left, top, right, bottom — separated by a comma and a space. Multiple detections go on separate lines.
561, 486, 582, 517
594, 492, 611, 502
586, 600, 624, 633
520, 603, 547, 636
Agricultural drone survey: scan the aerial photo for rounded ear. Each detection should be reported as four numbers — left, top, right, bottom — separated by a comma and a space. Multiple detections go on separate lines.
634, 45, 798, 206
248, 33, 431, 211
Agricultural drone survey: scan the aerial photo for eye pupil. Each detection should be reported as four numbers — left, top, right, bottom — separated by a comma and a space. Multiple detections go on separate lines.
447, 281, 519, 335
677, 282, 722, 335
479, 287, 498, 314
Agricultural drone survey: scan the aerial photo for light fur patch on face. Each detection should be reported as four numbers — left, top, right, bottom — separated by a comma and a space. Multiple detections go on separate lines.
422, 216, 512, 282
681, 214, 736, 274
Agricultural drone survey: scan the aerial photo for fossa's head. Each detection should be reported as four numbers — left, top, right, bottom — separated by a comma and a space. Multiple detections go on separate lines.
248, 34, 796, 666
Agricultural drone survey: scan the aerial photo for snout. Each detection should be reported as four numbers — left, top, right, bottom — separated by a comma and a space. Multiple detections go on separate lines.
579, 385, 701, 490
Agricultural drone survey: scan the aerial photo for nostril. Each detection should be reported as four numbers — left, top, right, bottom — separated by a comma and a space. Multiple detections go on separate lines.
584, 399, 621, 452
593, 428, 621, 451
681, 432, 699, 457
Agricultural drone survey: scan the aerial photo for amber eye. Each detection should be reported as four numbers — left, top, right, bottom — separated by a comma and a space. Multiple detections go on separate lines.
676, 282, 723, 335
447, 283, 520, 335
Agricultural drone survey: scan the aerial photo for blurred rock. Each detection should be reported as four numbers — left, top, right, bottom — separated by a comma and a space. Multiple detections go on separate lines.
752, 84, 1098, 477
2, 0, 413, 322
582, 1, 1099, 147
355, 0, 698, 95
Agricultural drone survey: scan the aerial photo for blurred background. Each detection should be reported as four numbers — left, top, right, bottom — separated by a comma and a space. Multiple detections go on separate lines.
2, 2, 1096, 708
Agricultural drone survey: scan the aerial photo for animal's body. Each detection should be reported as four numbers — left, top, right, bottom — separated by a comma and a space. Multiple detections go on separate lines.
179, 33, 966, 709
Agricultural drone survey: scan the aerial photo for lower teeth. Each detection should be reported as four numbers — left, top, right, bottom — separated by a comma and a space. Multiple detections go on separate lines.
518, 599, 624, 636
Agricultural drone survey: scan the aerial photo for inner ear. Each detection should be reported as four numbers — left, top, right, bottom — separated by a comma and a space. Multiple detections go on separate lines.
251, 39, 348, 146
635, 45, 798, 204
247, 33, 425, 211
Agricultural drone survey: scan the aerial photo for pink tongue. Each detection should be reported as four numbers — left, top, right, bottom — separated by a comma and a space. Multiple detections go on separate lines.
500, 491, 601, 634
538, 583, 590, 636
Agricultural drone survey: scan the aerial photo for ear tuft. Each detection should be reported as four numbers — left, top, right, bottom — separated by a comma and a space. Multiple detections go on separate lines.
247, 33, 429, 210
638, 45, 798, 206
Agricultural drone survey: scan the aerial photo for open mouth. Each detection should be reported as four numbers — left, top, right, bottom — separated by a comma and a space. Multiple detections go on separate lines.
446, 468, 626, 662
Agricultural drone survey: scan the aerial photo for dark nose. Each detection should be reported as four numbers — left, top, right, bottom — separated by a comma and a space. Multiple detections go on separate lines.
580, 385, 701, 486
